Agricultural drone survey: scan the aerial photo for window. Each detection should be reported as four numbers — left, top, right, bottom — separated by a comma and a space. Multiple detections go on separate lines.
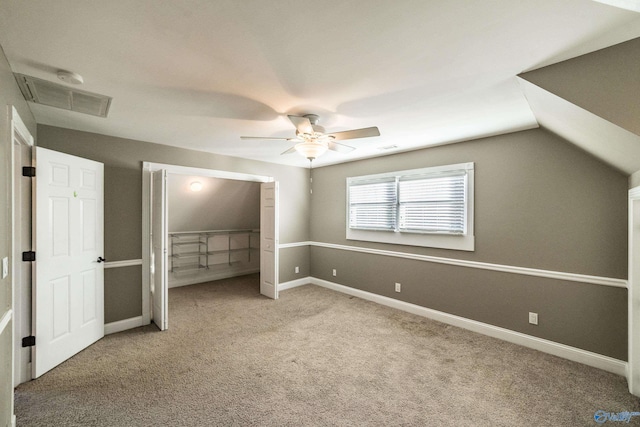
346, 163, 474, 251
398, 171, 467, 234
348, 178, 396, 230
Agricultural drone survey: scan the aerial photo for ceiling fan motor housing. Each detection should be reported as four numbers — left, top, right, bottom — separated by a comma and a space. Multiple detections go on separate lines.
300, 114, 328, 138
296, 124, 327, 138
302, 114, 320, 124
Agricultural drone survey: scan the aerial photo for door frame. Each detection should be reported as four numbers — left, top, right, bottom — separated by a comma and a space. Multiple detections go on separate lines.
629, 185, 640, 396
151, 169, 168, 330
141, 162, 273, 325
10, 106, 34, 388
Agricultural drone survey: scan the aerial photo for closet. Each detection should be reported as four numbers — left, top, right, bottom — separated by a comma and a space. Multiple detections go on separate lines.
167, 174, 261, 288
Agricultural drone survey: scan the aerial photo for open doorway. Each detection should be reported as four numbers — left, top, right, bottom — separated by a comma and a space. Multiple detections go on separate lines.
142, 162, 278, 331
166, 174, 261, 288
11, 106, 34, 387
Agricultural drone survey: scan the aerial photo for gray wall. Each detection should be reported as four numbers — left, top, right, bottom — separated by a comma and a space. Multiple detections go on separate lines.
0, 45, 36, 426
280, 246, 311, 280
37, 125, 310, 323
520, 37, 640, 138
310, 128, 628, 359
632, 170, 640, 189
167, 174, 260, 232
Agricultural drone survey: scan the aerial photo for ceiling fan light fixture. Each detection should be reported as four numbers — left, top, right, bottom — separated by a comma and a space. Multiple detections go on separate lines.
241, 114, 379, 161
294, 140, 328, 160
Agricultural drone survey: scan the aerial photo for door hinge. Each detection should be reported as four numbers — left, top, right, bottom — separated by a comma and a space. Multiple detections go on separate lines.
22, 166, 36, 177
22, 251, 36, 262
22, 336, 35, 347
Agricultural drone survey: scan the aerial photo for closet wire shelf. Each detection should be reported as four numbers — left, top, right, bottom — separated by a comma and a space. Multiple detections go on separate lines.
169, 229, 260, 273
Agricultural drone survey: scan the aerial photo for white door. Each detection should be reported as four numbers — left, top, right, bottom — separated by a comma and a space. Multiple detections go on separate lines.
260, 182, 279, 299
151, 169, 168, 330
33, 147, 104, 378
629, 189, 640, 396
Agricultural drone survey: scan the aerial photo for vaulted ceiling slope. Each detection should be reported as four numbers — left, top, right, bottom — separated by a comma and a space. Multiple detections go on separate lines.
519, 37, 640, 176
0, 1, 639, 168
522, 38, 640, 137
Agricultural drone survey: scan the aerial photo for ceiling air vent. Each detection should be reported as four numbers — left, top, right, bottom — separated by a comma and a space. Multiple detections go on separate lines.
14, 73, 112, 118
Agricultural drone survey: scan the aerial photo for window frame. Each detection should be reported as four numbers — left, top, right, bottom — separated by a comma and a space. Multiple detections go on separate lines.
346, 162, 474, 251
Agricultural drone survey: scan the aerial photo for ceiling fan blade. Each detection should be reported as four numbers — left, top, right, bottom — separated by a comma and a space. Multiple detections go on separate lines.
288, 115, 313, 135
328, 127, 380, 141
328, 141, 356, 153
240, 136, 294, 141
281, 146, 297, 155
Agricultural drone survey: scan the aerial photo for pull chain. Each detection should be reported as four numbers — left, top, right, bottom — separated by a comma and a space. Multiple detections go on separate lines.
309, 159, 313, 195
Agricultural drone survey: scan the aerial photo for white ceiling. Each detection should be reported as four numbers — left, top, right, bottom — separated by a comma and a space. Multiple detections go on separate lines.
1, 0, 639, 168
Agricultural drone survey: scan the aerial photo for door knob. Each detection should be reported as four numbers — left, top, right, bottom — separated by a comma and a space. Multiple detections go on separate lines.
97, 257, 106, 263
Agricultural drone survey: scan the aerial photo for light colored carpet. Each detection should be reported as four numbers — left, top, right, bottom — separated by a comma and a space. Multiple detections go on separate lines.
15, 274, 640, 426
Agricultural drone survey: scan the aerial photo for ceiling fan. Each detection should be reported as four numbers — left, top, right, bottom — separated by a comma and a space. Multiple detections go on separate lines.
241, 114, 380, 161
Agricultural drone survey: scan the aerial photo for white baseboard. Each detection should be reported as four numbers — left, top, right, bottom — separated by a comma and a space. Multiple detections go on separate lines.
11, 414, 16, 427
169, 269, 259, 288
279, 277, 311, 291
310, 277, 627, 377
104, 316, 144, 335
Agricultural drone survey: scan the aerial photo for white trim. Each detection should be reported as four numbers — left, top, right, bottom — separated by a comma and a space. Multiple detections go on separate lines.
278, 277, 311, 291
104, 316, 144, 335
104, 259, 142, 269
11, 414, 16, 427
628, 186, 640, 395
346, 162, 475, 182
310, 241, 627, 288
143, 161, 272, 183
0, 310, 12, 336
9, 106, 33, 147
279, 241, 312, 249
10, 106, 34, 396
141, 164, 151, 325
311, 277, 627, 376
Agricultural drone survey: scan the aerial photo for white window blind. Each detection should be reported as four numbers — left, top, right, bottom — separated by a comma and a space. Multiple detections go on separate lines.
398, 172, 466, 234
346, 163, 474, 250
348, 178, 397, 230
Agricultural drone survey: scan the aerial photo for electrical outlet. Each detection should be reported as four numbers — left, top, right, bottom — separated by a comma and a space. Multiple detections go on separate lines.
1, 257, 8, 279
395, 282, 401, 293
295, 266, 299, 274
332, 269, 337, 277
529, 312, 538, 325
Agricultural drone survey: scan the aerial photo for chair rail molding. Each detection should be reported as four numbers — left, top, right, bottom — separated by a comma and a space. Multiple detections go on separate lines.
104, 259, 143, 269
284, 241, 627, 289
